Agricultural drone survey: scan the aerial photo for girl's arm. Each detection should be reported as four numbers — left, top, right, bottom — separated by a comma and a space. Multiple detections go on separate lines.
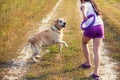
80, 5, 88, 20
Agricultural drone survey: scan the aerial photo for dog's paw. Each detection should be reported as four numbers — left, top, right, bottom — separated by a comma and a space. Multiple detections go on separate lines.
20, 50, 25, 54
59, 49, 62, 52
65, 44, 68, 47
32, 57, 39, 63
36, 55, 41, 58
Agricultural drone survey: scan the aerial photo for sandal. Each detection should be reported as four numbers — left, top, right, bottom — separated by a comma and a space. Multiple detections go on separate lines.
90, 74, 100, 80
81, 62, 91, 69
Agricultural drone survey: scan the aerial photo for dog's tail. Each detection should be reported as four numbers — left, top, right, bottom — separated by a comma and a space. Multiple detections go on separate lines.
20, 40, 31, 54
20, 40, 34, 60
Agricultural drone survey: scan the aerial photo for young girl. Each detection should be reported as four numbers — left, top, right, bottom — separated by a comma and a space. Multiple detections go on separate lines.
80, 0, 104, 80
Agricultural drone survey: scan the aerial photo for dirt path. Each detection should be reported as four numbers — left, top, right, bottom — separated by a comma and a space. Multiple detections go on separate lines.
100, 42, 118, 80
2, 0, 118, 80
89, 41, 118, 80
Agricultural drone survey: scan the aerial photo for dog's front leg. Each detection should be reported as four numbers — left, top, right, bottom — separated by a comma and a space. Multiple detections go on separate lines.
60, 40, 68, 47
59, 44, 63, 52
57, 40, 68, 52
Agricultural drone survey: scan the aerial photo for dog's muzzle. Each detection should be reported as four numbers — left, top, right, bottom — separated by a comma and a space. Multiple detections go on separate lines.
62, 22, 66, 27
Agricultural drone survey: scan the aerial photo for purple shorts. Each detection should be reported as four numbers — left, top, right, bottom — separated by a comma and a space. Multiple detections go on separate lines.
83, 25, 104, 38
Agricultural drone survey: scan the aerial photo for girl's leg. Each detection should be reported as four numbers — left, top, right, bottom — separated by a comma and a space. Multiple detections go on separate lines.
82, 35, 92, 66
93, 38, 102, 76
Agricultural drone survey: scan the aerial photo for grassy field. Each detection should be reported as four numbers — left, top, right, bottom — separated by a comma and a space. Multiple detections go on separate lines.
0, 0, 120, 79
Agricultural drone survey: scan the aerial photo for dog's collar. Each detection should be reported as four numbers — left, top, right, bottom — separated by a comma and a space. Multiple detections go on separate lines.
51, 26, 61, 34
54, 25, 60, 30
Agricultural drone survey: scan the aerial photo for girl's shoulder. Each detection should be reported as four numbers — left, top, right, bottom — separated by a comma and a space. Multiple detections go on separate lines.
80, 4, 86, 10
80, 3, 85, 7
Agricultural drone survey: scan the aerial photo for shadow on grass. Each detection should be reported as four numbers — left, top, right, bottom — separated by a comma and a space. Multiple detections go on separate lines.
25, 66, 91, 80
0, 61, 13, 69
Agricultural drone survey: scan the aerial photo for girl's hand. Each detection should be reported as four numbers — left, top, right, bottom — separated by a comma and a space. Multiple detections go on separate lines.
83, 16, 88, 20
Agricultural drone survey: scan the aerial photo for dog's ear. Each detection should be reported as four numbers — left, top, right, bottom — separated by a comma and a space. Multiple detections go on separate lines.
54, 19, 59, 25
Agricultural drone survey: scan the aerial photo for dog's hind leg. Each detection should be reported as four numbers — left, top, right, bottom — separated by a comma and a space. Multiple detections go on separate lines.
31, 43, 40, 62
20, 42, 30, 55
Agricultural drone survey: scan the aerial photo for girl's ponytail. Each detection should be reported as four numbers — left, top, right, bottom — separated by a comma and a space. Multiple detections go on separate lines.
90, 0, 101, 16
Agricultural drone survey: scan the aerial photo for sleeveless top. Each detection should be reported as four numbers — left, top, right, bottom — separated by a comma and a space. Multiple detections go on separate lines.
81, 2, 104, 26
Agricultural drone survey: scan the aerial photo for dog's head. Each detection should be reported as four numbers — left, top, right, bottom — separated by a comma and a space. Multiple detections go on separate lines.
55, 18, 66, 29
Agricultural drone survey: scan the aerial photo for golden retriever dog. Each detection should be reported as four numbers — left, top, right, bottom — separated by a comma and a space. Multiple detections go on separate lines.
23, 18, 68, 62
